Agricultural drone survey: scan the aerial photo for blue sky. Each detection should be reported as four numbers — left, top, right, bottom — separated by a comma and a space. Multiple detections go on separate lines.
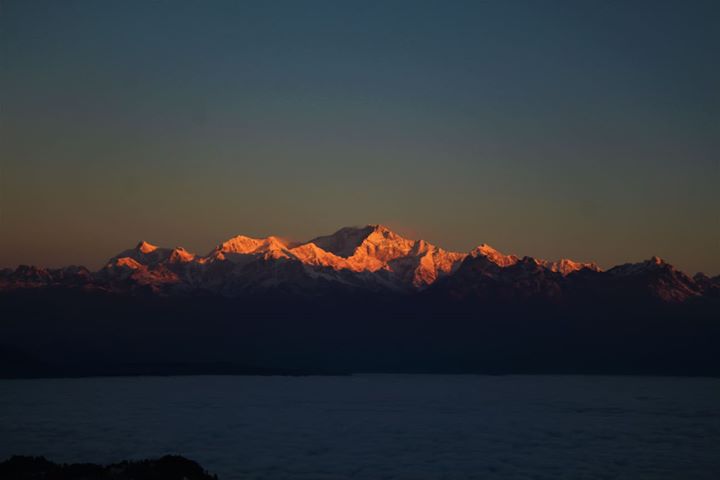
1, 0, 718, 273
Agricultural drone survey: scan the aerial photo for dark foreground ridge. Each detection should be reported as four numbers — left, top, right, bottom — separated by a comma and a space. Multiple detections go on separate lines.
0, 455, 217, 480
1, 287, 718, 378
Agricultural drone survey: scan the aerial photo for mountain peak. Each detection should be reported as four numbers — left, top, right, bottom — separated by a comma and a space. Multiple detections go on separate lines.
649, 256, 665, 265
168, 247, 195, 263
609, 256, 675, 277
113, 257, 143, 269
367, 224, 393, 233
541, 258, 600, 275
640, 256, 670, 270
207, 234, 292, 264
136, 241, 158, 254
365, 224, 406, 241
307, 225, 379, 258
470, 244, 519, 267
471, 243, 499, 255
217, 235, 288, 254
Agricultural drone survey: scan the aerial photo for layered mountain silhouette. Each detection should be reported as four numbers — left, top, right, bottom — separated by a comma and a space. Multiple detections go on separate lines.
2, 224, 715, 302
1, 225, 718, 377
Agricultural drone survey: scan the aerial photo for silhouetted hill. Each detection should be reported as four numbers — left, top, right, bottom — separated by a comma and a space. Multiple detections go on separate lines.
0, 455, 217, 480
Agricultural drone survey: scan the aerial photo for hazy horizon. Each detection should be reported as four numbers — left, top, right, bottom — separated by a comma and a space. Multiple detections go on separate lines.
2, 1, 718, 274
0, 222, 714, 275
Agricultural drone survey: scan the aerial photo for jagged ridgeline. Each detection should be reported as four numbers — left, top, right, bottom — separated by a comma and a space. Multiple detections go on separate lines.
2, 224, 717, 301
1, 225, 718, 377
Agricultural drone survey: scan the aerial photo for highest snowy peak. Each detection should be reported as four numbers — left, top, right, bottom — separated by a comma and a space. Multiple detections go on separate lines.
307, 225, 396, 258
303, 225, 466, 286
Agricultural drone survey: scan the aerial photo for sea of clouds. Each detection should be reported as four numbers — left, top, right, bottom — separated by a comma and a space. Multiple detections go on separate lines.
1, 374, 719, 479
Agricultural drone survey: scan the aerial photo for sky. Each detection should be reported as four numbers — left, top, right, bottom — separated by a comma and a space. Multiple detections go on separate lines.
1, 0, 718, 274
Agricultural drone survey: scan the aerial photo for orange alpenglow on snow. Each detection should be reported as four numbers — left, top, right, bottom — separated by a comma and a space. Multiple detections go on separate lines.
94, 225, 601, 291
194, 225, 468, 287
7, 224, 713, 303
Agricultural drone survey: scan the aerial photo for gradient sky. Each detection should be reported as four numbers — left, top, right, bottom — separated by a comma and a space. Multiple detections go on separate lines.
1, 0, 718, 274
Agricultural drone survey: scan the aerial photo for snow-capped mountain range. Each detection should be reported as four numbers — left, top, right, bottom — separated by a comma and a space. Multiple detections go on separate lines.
1, 224, 717, 302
